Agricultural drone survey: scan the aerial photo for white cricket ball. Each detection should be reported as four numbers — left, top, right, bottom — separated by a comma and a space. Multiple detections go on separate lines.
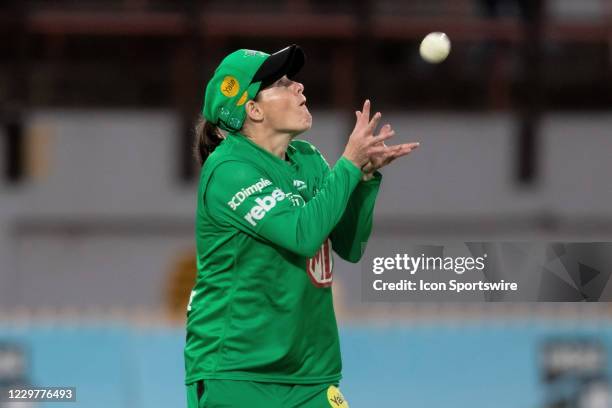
419, 32, 451, 64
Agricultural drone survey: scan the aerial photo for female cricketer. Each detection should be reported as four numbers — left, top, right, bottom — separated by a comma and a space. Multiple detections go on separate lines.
185, 44, 419, 408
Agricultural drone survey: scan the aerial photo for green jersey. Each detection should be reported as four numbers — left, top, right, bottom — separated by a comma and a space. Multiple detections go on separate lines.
185, 132, 381, 385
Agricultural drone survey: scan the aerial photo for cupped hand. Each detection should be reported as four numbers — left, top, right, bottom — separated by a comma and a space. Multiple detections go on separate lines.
342, 100, 396, 168
361, 124, 420, 181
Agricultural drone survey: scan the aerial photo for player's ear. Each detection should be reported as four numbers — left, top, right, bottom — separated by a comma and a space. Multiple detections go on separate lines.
245, 99, 264, 122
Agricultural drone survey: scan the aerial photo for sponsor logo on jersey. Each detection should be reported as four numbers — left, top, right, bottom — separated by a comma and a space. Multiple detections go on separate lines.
327, 385, 349, 408
243, 188, 286, 226
227, 178, 272, 210
293, 179, 307, 191
286, 191, 305, 207
220, 75, 239, 97
307, 238, 333, 287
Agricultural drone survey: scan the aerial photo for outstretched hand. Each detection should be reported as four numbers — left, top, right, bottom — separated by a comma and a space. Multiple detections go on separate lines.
354, 108, 420, 181
361, 124, 420, 180
342, 100, 396, 168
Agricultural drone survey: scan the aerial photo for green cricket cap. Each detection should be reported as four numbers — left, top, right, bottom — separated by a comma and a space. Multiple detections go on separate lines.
202, 44, 305, 132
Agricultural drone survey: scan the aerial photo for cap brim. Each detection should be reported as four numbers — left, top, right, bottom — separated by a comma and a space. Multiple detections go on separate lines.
252, 44, 305, 89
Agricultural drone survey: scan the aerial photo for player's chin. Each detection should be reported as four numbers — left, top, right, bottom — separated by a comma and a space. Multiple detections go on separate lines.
287, 110, 312, 135
288, 121, 311, 138
301, 109, 313, 129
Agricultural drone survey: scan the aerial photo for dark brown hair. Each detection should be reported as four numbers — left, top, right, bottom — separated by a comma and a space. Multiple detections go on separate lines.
193, 116, 224, 166
194, 92, 263, 165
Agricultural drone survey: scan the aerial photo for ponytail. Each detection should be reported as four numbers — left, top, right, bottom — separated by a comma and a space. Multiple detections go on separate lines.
193, 116, 224, 166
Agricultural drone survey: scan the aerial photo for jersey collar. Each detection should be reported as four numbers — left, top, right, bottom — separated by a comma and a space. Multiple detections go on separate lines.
230, 132, 298, 168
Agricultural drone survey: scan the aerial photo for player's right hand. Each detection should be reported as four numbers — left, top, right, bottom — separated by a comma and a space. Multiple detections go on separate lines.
342, 100, 395, 168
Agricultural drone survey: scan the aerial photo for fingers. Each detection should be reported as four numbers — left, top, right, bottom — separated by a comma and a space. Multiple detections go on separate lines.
361, 99, 370, 124
355, 100, 384, 137
377, 124, 392, 136
367, 145, 389, 156
375, 124, 394, 141
372, 145, 401, 162
355, 100, 373, 128
368, 127, 395, 146
392, 142, 419, 155
365, 111, 382, 135
354, 101, 370, 130
371, 142, 419, 166
353, 110, 362, 131
385, 143, 419, 161
361, 162, 374, 173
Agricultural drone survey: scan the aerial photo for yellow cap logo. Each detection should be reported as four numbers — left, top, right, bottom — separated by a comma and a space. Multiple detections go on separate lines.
236, 91, 248, 106
327, 386, 349, 408
220, 76, 240, 98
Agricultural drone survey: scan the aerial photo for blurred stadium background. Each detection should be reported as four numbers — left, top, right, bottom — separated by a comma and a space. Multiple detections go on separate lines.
1, 0, 612, 407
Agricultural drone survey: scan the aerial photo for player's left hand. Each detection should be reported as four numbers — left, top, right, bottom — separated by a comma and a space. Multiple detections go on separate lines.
360, 123, 420, 181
